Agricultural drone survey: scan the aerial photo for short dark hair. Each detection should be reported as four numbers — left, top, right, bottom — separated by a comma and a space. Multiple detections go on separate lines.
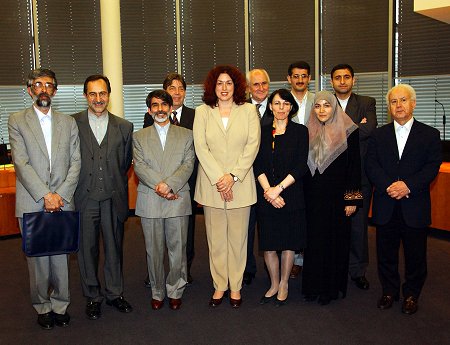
268, 89, 299, 118
27, 68, 58, 89
163, 73, 187, 90
83, 74, 111, 95
331, 64, 354, 78
288, 61, 311, 76
202, 65, 247, 107
146, 89, 173, 108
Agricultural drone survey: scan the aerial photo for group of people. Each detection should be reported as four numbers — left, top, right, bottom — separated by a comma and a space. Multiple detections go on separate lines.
8, 61, 441, 330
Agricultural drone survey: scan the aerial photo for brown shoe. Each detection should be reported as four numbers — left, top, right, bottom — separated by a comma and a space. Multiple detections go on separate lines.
169, 298, 182, 310
402, 296, 418, 315
289, 265, 302, 279
377, 295, 398, 310
151, 298, 164, 310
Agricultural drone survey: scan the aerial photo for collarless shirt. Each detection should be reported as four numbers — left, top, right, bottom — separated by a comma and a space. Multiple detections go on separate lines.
394, 117, 414, 159
155, 122, 170, 149
34, 105, 52, 166
337, 95, 350, 112
291, 90, 309, 125
88, 110, 109, 144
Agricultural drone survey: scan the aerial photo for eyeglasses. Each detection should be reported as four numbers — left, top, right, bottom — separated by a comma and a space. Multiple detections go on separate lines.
291, 74, 309, 80
390, 97, 409, 106
31, 82, 56, 91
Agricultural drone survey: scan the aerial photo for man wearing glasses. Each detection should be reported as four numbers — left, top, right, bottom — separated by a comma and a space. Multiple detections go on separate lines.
73, 75, 133, 320
8, 68, 81, 329
286, 61, 315, 279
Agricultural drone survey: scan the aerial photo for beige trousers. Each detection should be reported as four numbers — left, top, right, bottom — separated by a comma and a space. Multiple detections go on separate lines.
203, 206, 250, 291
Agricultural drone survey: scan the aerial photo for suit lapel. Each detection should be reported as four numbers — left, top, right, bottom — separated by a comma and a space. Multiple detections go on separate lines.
161, 125, 177, 173
51, 112, 63, 167
26, 107, 50, 161
148, 126, 164, 168
226, 103, 240, 131
386, 123, 400, 160
106, 113, 120, 158
77, 111, 94, 155
401, 120, 420, 160
211, 106, 227, 135
345, 93, 358, 122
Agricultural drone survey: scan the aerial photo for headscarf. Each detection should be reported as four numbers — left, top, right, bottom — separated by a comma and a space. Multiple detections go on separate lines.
307, 90, 358, 175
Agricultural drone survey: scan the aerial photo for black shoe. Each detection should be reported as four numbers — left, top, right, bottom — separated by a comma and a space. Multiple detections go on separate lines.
187, 273, 193, 286
275, 297, 288, 307
259, 294, 276, 305
303, 294, 318, 302
53, 312, 70, 327
37, 312, 54, 330
106, 296, 133, 313
352, 276, 370, 290
243, 272, 255, 286
86, 301, 102, 320
402, 296, 418, 315
318, 295, 331, 306
144, 276, 151, 288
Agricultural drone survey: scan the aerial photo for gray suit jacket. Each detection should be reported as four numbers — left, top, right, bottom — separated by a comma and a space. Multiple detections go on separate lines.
8, 106, 81, 217
133, 124, 195, 219
291, 91, 315, 125
72, 110, 133, 222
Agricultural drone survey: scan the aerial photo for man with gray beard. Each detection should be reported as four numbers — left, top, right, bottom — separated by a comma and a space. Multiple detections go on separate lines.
8, 68, 81, 329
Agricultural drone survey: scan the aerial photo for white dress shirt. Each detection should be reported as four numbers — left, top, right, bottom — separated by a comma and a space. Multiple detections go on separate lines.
337, 96, 350, 112
34, 106, 52, 167
291, 91, 310, 125
155, 122, 170, 149
394, 117, 414, 159
251, 97, 268, 118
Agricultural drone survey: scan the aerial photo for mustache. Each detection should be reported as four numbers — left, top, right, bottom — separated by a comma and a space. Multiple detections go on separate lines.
34, 92, 52, 107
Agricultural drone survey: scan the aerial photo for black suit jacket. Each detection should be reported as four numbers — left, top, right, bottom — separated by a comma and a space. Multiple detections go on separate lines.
338, 93, 377, 185
247, 98, 273, 127
144, 105, 198, 195
366, 119, 441, 228
72, 110, 134, 222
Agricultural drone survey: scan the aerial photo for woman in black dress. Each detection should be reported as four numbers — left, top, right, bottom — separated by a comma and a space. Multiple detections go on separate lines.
254, 89, 309, 306
302, 90, 363, 305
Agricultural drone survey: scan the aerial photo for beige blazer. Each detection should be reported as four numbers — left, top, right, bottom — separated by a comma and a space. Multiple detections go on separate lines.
193, 102, 260, 209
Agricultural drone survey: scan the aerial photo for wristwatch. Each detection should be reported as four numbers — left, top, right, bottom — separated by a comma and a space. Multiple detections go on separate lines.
230, 173, 239, 182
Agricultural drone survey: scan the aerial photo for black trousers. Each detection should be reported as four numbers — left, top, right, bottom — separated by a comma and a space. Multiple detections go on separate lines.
376, 203, 428, 299
244, 204, 257, 276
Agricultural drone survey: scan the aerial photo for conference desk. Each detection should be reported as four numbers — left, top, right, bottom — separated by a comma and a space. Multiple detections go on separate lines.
1, 163, 450, 236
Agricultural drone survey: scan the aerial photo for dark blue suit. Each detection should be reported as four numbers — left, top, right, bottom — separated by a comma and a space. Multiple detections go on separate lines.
366, 119, 441, 298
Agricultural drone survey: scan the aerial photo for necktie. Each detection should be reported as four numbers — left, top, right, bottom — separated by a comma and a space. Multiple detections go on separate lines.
256, 104, 262, 119
171, 111, 180, 126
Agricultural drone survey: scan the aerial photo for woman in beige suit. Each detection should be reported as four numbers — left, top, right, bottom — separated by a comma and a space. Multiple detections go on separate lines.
193, 65, 260, 308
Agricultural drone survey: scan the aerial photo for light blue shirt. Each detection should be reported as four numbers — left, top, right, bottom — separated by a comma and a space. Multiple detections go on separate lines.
155, 122, 170, 149
88, 110, 109, 144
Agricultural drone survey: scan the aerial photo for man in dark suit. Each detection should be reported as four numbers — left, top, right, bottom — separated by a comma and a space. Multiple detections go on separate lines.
366, 84, 441, 315
9, 68, 81, 330
241, 68, 271, 285
73, 75, 134, 320
331, 64, 377, 290
143, 73, 197, 285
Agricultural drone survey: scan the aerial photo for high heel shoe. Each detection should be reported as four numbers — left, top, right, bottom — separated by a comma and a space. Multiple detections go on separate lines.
275, 297, 288, 307
230, 297, 242, 308
209, 291, 226, 307
259, 294, 276, 305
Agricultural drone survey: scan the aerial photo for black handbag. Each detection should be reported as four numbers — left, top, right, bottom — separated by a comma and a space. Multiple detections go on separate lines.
22, 210, 80, 257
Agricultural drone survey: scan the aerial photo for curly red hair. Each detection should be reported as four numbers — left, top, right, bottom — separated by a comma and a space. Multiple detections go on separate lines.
202, 65, 247, 107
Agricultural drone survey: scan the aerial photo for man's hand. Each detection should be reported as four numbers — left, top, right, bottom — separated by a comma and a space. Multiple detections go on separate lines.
386, 180, 410, 199
44, 192, 64, 212
360, 117, 367, 124
345, 205, 356, 216
155, 182, 171, 198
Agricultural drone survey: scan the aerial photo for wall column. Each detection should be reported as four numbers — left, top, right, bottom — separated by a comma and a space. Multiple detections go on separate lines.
100, 0, 124, 117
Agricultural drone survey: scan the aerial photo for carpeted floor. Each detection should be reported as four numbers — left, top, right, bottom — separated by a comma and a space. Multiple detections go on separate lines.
0, 215, 449, 345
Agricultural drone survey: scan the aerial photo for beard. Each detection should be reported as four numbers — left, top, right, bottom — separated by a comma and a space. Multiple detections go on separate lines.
152, 111, 169, 123
34, 92, 52, 108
